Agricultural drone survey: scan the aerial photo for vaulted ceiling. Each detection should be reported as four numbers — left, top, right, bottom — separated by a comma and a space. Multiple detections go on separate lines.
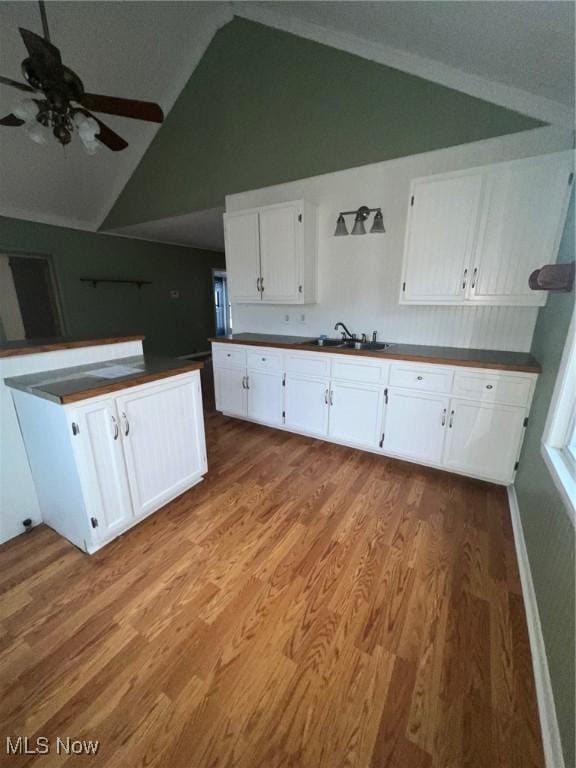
1, 1, 573, 238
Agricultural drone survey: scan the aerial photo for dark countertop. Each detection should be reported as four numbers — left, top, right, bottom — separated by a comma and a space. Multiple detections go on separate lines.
209, 333, 541, 373
4, 355, 203, 404
0, 335, 145, 359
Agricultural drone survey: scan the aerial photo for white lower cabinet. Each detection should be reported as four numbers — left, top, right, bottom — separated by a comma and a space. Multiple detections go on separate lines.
442, 398, 525, 483
328, 380, 385, 449
12, 370, 207, 553
284, 374, 329, 437
212, 343, 536, 485
384, 389, 449, 465
247, 370, 283, 426
114, 377, 206, 518
214, 366, 248, 417
71, 399, 134, 542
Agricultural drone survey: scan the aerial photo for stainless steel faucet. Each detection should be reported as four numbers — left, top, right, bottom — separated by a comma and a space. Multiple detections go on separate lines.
334, 321, 355, 340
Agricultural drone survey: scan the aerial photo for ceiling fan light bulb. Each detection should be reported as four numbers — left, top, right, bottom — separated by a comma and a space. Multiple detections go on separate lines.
25, 123, 48, 145
78, 117, 99, 141
13, 98, 38, 122
81, 136, 101, 155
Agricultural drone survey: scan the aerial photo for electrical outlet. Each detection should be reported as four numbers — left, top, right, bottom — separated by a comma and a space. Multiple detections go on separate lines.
298, 313, 306, 324
170, 290, 180, 299
283, 313, 291, 324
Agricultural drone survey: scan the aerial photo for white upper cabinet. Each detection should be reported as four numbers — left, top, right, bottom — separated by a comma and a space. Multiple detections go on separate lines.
224, 211, 261, 303
401, 173, 483, 303
469, 154, 573, 305
224, 200, 317, 304
400, 151, 573, 307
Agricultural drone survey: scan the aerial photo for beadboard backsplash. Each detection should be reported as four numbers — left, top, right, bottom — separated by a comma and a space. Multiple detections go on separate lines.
227, 126, 573, 352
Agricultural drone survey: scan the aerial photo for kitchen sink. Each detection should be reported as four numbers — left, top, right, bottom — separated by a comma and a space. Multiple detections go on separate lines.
306, 338, 394, 351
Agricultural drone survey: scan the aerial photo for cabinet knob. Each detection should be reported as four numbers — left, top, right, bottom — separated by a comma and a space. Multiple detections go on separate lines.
486, 384, 493, 390
416, 375, 423, 381
262, 357, 266, 361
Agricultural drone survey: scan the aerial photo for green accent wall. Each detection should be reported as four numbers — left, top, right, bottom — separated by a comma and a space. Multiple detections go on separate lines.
104, 17, 542, 230
515, 191, 575, 767
0, 216, 224, 357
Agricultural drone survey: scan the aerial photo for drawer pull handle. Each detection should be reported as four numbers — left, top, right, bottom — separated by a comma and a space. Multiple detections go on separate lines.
111, 415, 119, 440
441, 408, 446, 427
486, 384, 493, 390
448, 409, 454, 429
416, 376, 423, 381
324, 389, 329, 405
122, 412, 130, 437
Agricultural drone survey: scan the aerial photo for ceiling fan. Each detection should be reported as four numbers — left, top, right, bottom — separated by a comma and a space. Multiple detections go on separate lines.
0, 0, 164, 152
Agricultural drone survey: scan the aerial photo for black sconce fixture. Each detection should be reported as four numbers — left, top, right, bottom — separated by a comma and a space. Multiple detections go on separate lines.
334, 206, 385, 236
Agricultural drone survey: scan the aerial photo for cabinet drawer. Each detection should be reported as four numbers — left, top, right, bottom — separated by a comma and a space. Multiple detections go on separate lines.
284, 352, 330, 379
247, 349, 282, 373
331, 357, 389, 384
212, 344, 246, 369
389, 364, 453, 393
452, 371, 533, 406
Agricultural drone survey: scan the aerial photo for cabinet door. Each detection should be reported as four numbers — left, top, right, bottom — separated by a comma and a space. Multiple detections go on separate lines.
115, 375, 207, 518
443, 399, 525, 482
259, 203, 301, 303
401, 173, 482, 303
328, 381, 385, 449
247, 370, 283, 426
224, 211, 262, 303
214, 366, 247, 417
284, 374, 329, 437
383, 389, 449, 465
469, 153, 572, 306
71, 399, 134, 541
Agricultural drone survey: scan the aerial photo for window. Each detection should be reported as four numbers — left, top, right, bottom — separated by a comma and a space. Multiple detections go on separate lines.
542, 308, 576, 522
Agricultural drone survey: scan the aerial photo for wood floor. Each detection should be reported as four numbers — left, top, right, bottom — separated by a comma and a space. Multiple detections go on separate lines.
0, 413, 543, 768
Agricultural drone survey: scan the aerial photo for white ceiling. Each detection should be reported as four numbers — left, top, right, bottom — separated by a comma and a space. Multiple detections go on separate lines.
246, 1, 575, 111
112, 206, 226, 252
1, 0, 573, 248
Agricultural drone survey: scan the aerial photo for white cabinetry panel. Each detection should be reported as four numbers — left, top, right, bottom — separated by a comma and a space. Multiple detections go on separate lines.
247, 371, 283, 426
284, 373, 329, 437
328, 381, 385, 449
116, 377, 206, 518
469, 153, 572, 306
71, 399, 134, 541
215, 367, 247, 417
443, 399, 525, 483
401, 173, 482, 303
224, 211, 261, 303
259, 204, 300, 303
384, 389, 449, 465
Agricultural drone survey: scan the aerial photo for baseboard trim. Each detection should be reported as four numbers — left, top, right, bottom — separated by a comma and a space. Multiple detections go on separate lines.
507, 485, 566, 768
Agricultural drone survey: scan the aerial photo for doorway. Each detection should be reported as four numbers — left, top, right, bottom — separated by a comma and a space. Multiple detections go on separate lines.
212, 269, 231, 336
0, 253, 64, 341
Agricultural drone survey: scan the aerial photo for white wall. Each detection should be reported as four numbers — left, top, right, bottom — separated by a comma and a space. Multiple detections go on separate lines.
227, 126, 573, 352
0, 340, 143, 545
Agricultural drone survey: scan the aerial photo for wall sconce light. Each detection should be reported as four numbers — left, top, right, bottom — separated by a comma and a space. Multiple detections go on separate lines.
334, 205, 385, 236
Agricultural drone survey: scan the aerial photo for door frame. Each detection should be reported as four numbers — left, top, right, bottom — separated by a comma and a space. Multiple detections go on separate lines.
2, 249, 68, 336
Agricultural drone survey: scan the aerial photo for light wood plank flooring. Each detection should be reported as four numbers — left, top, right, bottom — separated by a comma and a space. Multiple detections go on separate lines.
0, 413, 543, 767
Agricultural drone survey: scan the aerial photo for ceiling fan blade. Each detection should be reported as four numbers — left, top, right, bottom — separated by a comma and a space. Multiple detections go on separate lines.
74, 108, 128, 151
19, 28, 63, 75
80, 93, 164, 123
0, 114, 25, 126
0, 75, 34, 92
